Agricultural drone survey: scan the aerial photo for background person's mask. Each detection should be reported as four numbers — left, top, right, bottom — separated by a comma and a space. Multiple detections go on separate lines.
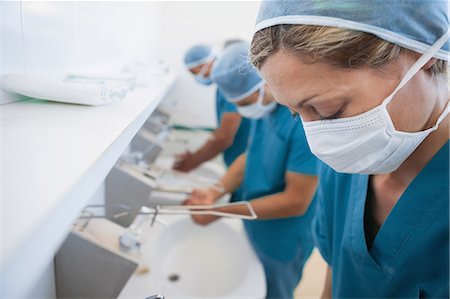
237, 86, 277, 119
301, 30, 450, 174
195, 63, 213, 86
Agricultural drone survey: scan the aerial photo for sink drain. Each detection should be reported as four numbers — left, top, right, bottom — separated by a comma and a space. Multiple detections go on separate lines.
168, 274, 180, 282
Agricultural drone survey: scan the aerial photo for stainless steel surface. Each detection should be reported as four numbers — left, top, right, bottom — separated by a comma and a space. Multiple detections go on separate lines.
54, 219, 139, 298
127, 133, 163, 165
105, 166, 154, 227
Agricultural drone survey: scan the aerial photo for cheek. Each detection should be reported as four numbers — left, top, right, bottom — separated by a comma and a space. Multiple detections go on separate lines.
386, 90, 432, 132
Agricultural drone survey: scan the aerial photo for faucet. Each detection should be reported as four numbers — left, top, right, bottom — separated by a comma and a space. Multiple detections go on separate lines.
118, 206, 167, 249
79, 200, 257, 251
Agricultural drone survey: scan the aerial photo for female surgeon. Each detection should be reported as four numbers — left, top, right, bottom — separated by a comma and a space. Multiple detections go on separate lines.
185, 42, 320, 299
249, 1, 449, 298
173, 44, 251, 180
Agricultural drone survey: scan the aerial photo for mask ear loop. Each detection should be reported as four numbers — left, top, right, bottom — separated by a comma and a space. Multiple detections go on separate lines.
382, 29, 450, 108
256, 84, 266, 107
197, 62, 210, 78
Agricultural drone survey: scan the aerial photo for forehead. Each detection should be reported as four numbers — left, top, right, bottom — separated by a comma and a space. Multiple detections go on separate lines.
260, 50, 356, 102
262, 51, 326, 87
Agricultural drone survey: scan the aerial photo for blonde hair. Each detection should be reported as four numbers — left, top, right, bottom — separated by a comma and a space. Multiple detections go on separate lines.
250, 25, 447, 78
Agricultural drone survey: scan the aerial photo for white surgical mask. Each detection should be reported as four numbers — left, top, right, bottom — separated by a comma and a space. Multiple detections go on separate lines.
237, 86, 277, 119
194, 61, 213, 86
301, 30, 450, 174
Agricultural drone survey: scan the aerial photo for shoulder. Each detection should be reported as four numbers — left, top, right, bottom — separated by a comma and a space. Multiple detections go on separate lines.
317, 163, 358, 206
313, 164, 361, 263
216, 88, 228, 103
216, 88, 238, 112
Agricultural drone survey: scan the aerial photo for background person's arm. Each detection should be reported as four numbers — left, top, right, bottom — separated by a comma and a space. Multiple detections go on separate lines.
187, 170, 318, 225
185, 154, 247, 204
231, 171, 318, 219
173, 112, 242, 172
187, 116, 320, 224
321, 266, 332, 299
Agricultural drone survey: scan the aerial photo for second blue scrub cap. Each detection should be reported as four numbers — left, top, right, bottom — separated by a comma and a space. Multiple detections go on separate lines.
184, 44, 214, 69
211, 42, 264, 102
255, 0, 449, 60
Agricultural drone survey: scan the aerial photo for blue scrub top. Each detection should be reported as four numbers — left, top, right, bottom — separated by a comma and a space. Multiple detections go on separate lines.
314, 142, 449, 298
215, 89, 251, 168
243, 105, 319, 261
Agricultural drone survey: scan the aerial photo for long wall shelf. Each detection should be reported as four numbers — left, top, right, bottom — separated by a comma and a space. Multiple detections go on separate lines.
0, 73, 176, 297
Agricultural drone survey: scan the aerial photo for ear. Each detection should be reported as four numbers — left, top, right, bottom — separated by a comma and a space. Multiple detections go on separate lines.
422, 58, 437, 70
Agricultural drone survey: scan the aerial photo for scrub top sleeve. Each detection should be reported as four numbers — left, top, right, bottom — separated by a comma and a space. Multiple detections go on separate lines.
221, 97, 238, 113
312, 166, 333, 265
286, 123, 319, 176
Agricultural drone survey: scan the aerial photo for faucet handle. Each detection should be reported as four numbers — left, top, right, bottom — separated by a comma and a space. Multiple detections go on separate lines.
145, 295, 165, 299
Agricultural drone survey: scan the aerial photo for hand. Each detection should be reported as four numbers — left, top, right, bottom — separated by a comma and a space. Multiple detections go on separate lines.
172, 151, 198, 172
184, 188, 222, 226
190, 213, 220, 226
185, 188, 220, 205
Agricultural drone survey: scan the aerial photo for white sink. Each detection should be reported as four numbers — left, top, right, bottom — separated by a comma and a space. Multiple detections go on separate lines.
153, 155, 226, 182
119, 216, 266, 298
148, 156, 230, 205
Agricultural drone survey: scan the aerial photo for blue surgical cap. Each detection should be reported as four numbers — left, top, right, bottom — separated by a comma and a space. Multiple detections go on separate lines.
211, 42, 264, 102
184, 44, 214, 69
255, 0, 449, 60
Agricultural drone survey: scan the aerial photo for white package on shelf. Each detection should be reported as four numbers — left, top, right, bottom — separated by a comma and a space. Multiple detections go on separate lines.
0, 73, 129, 106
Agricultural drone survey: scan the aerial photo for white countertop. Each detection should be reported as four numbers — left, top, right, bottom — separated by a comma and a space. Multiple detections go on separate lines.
0, 73, 176, 297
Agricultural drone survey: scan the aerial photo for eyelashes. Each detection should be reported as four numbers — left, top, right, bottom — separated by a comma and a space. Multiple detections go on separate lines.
290, 107, 344, 121
319, 107, 344, 120
289, 105, 345, 121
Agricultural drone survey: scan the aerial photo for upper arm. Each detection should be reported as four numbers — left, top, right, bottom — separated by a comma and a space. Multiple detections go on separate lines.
215, 112, 241, 145
228, 153, 247, 170
286, 123, 319, 175
321, 266, 332, 299
281, 122, 320, 212
284, 171, 318, 214
313, 164, 335, 265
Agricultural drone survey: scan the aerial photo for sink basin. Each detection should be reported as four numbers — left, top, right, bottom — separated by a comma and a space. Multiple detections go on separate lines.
119, 216, 266, 298
148, 156, 230, 205
153, 155, 226, 182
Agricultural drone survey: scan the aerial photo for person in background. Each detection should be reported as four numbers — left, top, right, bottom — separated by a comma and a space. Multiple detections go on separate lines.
250, 1, 449, 297
173, 44, 251, 185
185, 42, 320, 299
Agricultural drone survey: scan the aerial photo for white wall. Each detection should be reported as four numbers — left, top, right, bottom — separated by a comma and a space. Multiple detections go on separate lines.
1, 1, 163, 103
1, 1, 261, 122
159, 1, 261, 127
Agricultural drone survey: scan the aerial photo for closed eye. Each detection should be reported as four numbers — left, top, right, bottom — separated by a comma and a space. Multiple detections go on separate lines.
318, 106, 344, 120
